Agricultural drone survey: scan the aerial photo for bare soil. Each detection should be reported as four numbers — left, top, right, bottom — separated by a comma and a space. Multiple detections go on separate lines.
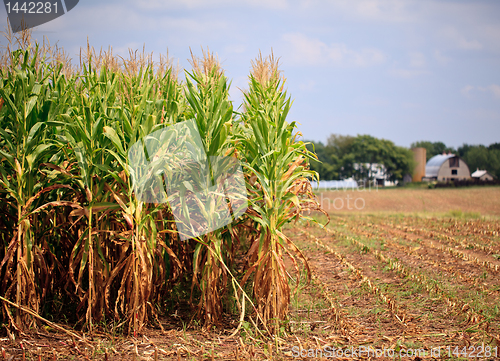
316, 186, 500, 216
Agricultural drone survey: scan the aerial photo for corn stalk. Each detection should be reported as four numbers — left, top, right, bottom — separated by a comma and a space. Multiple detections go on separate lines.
237, 53, 322, 332
0, 46, 60, 328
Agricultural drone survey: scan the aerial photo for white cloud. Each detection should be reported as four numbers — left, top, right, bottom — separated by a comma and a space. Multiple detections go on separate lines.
409, 52, 425, 67
40, 4, 230, 43
440, 26, 483, 50
480, 85, 500, 99
389, 68, 429, 79
434, 50, 451, 65
461, 85, 500, 100
282, 32, 386, 67
298, 2, 500, 54
307, 0, 417, 23
387, 51, 428, 78
479, 25, 500, 53
245, 0, 288, 9
129, 0, 288, 11
461, 85, 475, 98
457, 38, 482, 51
353, 0, 412, 22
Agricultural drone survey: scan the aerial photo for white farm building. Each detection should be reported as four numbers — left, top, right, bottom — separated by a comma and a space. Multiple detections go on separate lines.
471, 169, 495, 181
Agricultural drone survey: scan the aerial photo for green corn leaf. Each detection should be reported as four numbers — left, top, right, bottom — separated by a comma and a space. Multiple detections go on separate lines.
103, 126, 125, 155
26, 143, 52, 169
0, 149, 14, 166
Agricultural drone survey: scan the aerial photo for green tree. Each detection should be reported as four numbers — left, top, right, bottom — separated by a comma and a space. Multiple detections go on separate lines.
351, 135, 414, 182
326, 134, 355, 157
305, 141, 339, 180
384, 143, 416, 182
307, 134, 415, 182
326, 134, 355, 179
350, 135, 383, 181
490, 149, 500, 179
459, 143, 500, 179
489, 143, 500, 151
305, 135, 355, 180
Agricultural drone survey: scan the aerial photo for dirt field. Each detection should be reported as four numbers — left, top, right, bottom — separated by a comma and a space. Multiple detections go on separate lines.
2, 187, 500, 360
284, 215, 500, 360
315, 186, 500, 216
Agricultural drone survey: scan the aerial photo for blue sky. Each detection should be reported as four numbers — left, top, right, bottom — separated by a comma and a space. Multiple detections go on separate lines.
1, 0, 499, 148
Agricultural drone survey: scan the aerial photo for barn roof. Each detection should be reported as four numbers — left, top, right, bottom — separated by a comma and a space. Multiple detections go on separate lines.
425, 154, 455, 178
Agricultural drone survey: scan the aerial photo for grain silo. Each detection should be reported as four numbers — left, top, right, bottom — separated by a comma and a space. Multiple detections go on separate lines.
412, 147, 426, 182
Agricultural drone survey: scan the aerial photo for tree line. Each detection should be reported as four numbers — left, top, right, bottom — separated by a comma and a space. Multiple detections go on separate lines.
305, 134, 415, 182
305, 136, 499, 182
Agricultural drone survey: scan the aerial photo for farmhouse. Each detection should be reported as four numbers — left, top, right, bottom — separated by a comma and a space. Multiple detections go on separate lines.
471, 169, 495, 181
424, 153, 470, 182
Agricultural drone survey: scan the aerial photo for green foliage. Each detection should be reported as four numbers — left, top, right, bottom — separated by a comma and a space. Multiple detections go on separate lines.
235, 55, 321, 331
305, 141, 339, 180
458, 144, 500, 179
0, 46, 64, 325
305, 134, 415, 182
410, 140, 456, 161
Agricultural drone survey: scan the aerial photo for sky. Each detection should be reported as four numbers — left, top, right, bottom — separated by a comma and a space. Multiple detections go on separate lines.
1, 0, 499, 149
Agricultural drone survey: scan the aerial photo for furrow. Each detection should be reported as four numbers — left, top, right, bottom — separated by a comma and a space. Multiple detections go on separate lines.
318, 225, 500, 344
299, 228, 409, 327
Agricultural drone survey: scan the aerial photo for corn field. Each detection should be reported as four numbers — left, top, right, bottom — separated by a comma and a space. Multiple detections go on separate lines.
0, 30, 324, 336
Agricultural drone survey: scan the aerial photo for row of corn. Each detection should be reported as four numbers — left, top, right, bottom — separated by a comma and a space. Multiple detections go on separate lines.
0, 31, 322, 335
